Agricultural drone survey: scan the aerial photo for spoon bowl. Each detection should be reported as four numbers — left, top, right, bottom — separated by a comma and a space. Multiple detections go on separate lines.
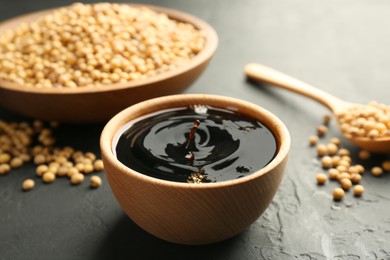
244, 63, 390, 154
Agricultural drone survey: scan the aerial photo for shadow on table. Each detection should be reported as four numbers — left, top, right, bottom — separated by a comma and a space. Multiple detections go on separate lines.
94, 215, 248, 260
245, 78, 282, 97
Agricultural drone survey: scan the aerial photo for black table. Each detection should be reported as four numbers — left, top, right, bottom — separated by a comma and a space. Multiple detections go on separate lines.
1, 1, 390, 259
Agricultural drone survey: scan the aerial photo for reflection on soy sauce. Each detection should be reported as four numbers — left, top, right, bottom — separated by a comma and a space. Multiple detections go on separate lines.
115, 106, 277, 183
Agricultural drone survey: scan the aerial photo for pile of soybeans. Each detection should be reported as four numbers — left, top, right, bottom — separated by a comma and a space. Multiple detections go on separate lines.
309, 111, 390, 202
0, 119, 104, 191
0, 2, 205, 88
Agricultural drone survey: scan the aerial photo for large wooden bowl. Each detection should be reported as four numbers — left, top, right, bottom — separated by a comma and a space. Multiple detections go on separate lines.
0, 4, 218, 123
100, 94, 290, 245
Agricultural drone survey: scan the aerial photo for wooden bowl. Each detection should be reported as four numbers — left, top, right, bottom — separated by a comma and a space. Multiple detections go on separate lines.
0, 4, 218, 123
100, 94, 290, 245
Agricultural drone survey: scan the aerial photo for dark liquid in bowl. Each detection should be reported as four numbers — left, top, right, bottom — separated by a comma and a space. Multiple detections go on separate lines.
114, 106, 277, 183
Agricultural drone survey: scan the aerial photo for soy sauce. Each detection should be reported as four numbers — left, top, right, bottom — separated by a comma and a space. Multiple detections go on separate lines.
114, 105, 277, 183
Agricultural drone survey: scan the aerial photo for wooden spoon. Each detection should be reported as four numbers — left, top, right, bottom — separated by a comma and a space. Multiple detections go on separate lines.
244, 63, 390, 154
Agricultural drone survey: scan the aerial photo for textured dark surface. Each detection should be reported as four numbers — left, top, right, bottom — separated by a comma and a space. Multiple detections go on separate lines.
1, 0, 390, 259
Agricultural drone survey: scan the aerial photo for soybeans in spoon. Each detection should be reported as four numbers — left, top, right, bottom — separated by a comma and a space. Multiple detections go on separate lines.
244, 63, 390, 154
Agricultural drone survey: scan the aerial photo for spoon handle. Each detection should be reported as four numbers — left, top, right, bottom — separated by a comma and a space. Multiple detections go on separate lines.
244, 63, 346, 113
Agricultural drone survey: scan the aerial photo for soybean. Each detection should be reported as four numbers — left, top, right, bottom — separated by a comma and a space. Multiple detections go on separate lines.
333, 188, 345, 201
22, 179, 35, 191
90, 175, 102, 189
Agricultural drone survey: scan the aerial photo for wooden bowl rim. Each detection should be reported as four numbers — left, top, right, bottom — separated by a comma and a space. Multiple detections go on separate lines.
101, 94, 291, 189
0, 3, 218, 95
